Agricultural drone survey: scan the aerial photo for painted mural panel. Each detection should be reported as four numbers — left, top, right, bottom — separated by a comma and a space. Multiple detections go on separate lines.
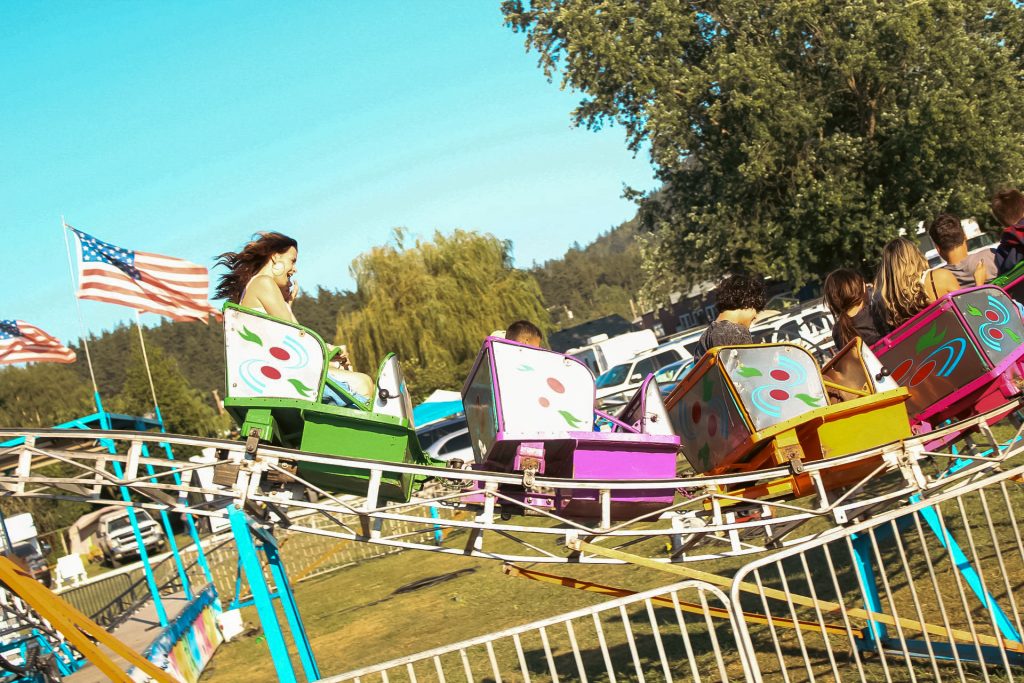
721, 346, 826, 432
874, 306, 987, 418
143, 586, 224, 683
954, 288, 1024, 369
463, 347, 498, 463
670, 364, 750, 473
224, 307, 325, 401
491, 341, 595, 434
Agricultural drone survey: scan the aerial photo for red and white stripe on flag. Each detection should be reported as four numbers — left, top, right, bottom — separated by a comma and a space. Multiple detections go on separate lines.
71, 226, 219, 322
0, 320, 76, 365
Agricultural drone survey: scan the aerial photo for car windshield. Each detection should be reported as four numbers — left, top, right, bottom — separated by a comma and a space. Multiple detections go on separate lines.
654, 362, 684, 382
11, 543, 35, 559
596, 363, 631, 388
108, 510, 153, 532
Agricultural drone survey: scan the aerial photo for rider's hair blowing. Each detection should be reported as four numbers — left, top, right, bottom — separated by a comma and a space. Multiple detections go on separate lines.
214, 232, 298, 303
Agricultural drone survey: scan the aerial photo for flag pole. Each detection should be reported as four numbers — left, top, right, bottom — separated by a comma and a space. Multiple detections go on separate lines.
61, 218, 169, 625
60, 219, 99, 399
133, 312, 214, 588
133, 310, 160, 411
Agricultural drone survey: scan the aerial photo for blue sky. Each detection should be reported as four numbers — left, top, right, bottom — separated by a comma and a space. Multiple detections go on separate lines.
1, 2, 655, 343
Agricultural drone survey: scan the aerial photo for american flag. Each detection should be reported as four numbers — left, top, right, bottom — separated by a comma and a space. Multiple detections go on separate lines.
70, 226, 219, 322
0, 320, 77, 365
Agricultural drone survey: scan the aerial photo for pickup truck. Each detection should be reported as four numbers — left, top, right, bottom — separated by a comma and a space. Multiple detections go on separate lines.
96, 509, 165, 567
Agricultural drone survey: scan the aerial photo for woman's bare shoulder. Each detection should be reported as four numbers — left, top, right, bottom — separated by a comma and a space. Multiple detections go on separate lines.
246, 274, 278, 291
935, 268, 960, 288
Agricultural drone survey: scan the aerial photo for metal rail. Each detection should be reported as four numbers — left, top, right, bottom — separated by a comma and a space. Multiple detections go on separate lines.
0, 399, 1021, 565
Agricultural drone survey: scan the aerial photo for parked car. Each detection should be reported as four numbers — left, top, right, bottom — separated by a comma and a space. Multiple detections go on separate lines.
596, 347, 693, 409
657, 326, 706, 358
423, 427, 473, 465
653, 359, 695, 398
416, 415, 467, 452
751, 301, 836, 363
568, 329, 659, 376
96, 508, 165, 567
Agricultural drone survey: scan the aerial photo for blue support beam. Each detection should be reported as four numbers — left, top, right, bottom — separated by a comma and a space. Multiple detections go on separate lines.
95, 394, 167, 627
228, 506, 302, 683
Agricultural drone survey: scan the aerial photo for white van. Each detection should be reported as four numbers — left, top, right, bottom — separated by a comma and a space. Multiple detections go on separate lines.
568, 329, 658, 376
595, 346, 694, 408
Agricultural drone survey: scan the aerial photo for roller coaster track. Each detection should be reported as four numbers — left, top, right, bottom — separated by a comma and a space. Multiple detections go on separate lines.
0, 399, 1022, 565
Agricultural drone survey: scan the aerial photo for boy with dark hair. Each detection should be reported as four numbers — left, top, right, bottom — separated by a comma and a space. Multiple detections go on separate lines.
991, 189, 1024, 274
926, 213, 995, 286
505, 320, 543, 348
692, 274, 767, 359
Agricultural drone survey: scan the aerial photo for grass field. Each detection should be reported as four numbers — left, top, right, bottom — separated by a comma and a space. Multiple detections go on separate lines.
201, 528, 677, 681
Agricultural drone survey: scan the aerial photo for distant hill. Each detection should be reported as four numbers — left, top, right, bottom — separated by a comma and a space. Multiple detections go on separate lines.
530, 217, 644, 331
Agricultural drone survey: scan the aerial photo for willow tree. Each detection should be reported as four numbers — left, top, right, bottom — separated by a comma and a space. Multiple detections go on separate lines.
503, 1, 1024, 291
338, 230, 549, 397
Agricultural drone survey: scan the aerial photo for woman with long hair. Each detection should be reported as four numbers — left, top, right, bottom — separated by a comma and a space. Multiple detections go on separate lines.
871, 237, 958, 332
215, 231, 299, 320
822, 268, 882, 348
216, 232, 374, 403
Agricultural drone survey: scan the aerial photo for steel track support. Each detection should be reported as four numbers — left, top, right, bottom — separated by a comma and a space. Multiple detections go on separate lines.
96, 397, 168, 627
228, 505, 319, 682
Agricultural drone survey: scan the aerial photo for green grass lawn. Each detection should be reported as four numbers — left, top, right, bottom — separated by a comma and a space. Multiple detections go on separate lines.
201, 528, 676, 681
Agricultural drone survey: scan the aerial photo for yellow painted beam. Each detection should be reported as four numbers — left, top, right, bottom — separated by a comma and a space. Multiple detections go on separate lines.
0, 556, 175, 682
503, 563, 850, 637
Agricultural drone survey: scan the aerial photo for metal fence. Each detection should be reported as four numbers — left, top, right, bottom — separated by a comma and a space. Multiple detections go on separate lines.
730, 462, 1024, 682
322, 579, 746, 682
323, 463, 1024, 682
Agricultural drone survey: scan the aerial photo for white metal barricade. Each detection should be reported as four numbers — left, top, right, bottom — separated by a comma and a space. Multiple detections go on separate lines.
321, 579, 749, 682
730, 462, 1024, 682
322, 462, 1024, 682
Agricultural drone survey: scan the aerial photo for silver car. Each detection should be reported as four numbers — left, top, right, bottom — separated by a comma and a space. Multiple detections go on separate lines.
424, 427, 473, 465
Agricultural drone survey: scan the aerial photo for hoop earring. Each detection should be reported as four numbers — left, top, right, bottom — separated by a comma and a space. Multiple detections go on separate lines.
271, 262, 285, 276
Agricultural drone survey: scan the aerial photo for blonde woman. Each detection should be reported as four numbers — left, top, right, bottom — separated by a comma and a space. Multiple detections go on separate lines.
871, 237, 959, 333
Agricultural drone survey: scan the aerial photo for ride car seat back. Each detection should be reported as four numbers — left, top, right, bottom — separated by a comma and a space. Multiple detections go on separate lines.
372, 354, 415, 426
822, 337, 900, 403
616, 374, 676, 436
224, 304, 327, 402
665, 344, 827, 473
463, 337, 595, 463
870, 286, 1024, 423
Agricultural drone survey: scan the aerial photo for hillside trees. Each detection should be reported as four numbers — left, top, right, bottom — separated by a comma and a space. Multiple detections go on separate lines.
530, 220, 644, 327
0, 363, 94, 428
112, 343, 226, 437
338, 230, 550, 400
503, 0, 1024, 290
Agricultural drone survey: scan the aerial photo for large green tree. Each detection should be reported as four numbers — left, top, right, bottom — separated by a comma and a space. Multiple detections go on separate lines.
503, 1, 1024, 292
338, 229, 550, 400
